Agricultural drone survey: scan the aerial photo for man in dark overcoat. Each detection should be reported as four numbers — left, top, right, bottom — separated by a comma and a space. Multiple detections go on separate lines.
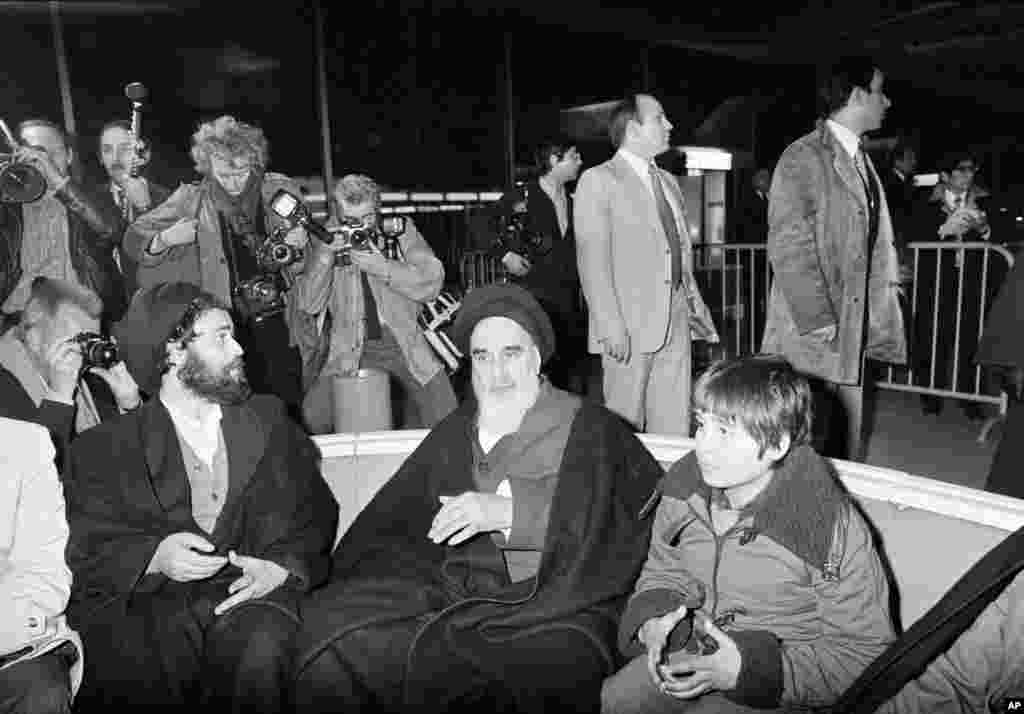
292, 283, 663, 713
65, 281, 338, 712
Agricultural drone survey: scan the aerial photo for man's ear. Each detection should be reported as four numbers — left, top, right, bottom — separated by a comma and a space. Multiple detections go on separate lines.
765, 433, 793, 463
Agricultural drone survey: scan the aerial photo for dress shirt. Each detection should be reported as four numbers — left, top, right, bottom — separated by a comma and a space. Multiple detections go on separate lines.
616, 148, 687, 250
826, 119, 861, 159
161, 396, 223, 469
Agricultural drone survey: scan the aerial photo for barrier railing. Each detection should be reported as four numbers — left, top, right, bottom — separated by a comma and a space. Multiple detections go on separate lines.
691, 241, 1016, 408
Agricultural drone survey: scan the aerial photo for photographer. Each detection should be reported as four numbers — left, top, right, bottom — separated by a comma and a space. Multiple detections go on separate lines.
0, 277, 140, 476
1, 119, 128, 324
294, 174, 456, 433
486, 138, 587, 392
121, 116, 309, 421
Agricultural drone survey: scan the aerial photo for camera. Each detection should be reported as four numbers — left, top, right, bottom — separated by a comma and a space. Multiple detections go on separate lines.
330, 215, 408, 266
74, 332, 119, 370
268, 188, 334, 245
257, 229, 304, 270
233, 275, 286, 324
493, 207, 551, 258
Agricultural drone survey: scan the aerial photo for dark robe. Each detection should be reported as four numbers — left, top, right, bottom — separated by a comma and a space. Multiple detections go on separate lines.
65, 394, 338, 711
293, 399, 663, 714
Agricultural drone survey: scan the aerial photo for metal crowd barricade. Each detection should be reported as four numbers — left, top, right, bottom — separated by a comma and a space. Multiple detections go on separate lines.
691, 241, 1016, 411
459, 251, 508, 290
880, 241, 1015, 408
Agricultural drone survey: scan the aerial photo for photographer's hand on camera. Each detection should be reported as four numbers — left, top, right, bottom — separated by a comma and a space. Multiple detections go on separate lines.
148, 217, 198, 254
45, 338, 85, 404
501, 251, 532, 277
348, 238, 390, 278
282, 225, 308, 249
89, 361, 142, 411
638, 605, 691, 688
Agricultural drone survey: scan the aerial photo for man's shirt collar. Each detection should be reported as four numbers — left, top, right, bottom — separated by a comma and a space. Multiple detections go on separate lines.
825, 119, 861, 159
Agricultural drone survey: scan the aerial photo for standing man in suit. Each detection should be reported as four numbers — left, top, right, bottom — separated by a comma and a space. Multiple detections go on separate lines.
574, 94, 717, 436
761, 57, 907, 462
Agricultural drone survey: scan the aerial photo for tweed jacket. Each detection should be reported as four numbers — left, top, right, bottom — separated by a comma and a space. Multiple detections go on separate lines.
761, 123, 906, 384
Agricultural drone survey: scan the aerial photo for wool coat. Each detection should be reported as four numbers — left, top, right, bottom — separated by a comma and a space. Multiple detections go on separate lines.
65, 395, 338, 705
761, 124, 906, 384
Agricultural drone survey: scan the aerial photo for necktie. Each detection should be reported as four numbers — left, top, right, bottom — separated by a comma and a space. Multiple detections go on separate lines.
361, 270, 381, 340
648, 162, 683, 289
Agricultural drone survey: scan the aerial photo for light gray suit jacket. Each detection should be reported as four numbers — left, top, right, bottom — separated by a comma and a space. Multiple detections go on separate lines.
574, 152, 716, 354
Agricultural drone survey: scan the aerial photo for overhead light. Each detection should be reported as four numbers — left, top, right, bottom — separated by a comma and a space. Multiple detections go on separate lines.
677, 146, 733, 171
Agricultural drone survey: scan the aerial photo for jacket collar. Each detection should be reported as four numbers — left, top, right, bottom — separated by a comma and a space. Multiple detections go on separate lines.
817, 121, 871, 211
662, 444, 847, 571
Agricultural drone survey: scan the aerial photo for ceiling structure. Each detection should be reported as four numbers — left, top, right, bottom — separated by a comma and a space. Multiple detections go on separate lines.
473, 0, 1024, 107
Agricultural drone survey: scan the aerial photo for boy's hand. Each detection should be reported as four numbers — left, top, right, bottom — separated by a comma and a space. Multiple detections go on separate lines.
656, 616, 742, 699
637, 605, 690, 688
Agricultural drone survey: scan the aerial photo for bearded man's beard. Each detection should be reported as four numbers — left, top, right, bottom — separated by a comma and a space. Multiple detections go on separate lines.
178, 352, 252, 405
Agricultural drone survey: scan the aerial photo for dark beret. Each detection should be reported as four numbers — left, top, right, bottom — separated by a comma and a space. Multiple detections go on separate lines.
450, 283, 555, 363
112, 282, 208, 394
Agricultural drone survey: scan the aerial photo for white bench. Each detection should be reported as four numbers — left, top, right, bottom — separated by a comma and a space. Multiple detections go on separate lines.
313, 431, 1024, 629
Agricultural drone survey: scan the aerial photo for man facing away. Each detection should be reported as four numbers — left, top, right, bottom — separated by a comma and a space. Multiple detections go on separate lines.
761, 57, 907, 461
575, 93, 717, 436
65, 281, 337, 712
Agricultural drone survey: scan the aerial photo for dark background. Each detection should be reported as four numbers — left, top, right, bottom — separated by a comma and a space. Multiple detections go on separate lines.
2, 0, 1022, 199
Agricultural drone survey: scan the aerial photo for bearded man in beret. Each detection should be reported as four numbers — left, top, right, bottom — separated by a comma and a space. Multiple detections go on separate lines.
292, 283, 664, 714
64, 282, 337, 712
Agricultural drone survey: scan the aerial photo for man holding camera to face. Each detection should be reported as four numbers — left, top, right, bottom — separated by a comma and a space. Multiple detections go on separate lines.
0, 277, 141, 476
122, 116, 309, 421
294, 173, 457, 433
1, 119, 128, 326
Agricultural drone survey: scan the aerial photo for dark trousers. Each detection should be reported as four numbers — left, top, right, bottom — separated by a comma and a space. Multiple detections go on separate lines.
73, 581, 299, 713
0, 646, 74, 714
986, 398, 1024, 498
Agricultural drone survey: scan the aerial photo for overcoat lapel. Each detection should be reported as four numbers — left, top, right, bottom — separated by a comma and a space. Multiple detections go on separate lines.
609, 154, 663, 244
212, 402, 268, 535
139, 401, 192, 520
821, 125, 870, 213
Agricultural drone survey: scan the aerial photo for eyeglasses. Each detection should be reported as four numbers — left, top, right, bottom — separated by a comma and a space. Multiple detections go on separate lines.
953, 164, 977, 173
